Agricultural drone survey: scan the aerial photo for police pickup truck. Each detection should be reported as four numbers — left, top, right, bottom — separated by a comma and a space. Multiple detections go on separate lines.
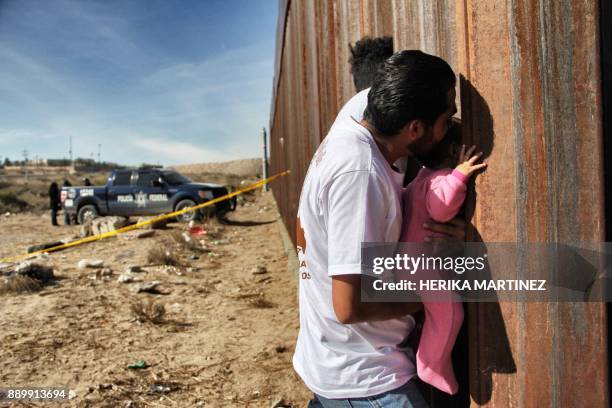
61, 168, 236, 224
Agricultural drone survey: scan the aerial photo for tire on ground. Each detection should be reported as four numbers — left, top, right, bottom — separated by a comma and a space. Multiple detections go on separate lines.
174, 199, 202, 223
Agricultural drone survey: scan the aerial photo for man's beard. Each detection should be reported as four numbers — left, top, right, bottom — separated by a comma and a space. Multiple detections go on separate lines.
407, 125, 436, 157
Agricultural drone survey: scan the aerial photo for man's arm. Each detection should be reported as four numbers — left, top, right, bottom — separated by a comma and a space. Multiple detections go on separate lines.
332, 274, 422, 324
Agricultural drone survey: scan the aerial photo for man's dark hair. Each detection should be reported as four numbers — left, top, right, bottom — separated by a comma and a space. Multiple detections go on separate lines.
349, 37, 394, 92
364, 50, 456, 136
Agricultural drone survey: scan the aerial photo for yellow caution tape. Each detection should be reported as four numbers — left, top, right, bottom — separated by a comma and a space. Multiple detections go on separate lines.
0, 170, 291, 264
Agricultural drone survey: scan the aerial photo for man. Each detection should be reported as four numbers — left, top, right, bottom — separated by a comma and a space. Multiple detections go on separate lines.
349, 36, 394, 92
293, 50, 463, 407
345, 36, 424, 186
62, 179, 72, 225
48, 182, 60, 226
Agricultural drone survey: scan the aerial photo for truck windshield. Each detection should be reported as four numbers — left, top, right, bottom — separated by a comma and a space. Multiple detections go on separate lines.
162, 171, 191, 185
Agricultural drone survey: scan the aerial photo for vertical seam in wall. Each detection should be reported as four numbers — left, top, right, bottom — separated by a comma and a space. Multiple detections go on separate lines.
458, 0, 478, 402
538, 0, 559, 405
270, 0, 292, 133
508, 0, 526, 405
462, 0, 471, 80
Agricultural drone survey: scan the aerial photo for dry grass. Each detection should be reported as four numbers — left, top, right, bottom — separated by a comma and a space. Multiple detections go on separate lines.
130, 300, 166, 324
0, 168, 108, 213
0, 275, 44, 295
146, 245, 182, 266
0, 191, 29, 213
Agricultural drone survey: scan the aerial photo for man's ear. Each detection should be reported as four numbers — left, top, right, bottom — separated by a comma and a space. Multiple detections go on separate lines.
404, 120, 426, 142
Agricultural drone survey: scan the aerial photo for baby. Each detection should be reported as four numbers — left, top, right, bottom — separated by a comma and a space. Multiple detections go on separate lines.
400, 130, 486, 394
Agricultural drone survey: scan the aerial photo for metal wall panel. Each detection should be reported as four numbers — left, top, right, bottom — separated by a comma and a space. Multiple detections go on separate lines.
269, 1, 608, 405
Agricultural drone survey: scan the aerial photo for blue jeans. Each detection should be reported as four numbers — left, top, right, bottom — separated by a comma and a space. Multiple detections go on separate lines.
308, 379, 429, 408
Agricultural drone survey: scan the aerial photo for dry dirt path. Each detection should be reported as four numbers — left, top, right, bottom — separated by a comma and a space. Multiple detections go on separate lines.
0, 191, 311, 407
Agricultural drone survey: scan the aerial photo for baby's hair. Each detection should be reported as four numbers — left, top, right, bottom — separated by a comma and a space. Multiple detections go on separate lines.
418, 120, 462, 169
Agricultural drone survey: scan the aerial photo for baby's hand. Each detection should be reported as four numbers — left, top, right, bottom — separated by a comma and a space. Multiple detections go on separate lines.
455, 145, 487, 178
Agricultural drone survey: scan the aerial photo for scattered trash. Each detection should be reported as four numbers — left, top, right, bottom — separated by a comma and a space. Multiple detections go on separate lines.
4, 212, 11, 217
77, 259, 104, 269
251, 266, 267, 275
101, 268, 113, 276
189, 255, 199, 260
127, 360, 149, 370
189, 226, 207, 237
149, 383, 178, 394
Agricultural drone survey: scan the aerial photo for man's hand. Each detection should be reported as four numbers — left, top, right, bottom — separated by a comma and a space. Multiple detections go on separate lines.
423, 216, 466, 242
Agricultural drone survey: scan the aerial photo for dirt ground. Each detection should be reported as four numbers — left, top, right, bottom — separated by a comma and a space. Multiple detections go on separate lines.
0, 190, 312, 407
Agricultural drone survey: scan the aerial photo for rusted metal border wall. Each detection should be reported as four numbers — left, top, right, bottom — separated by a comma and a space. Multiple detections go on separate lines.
269, 0, 607, 406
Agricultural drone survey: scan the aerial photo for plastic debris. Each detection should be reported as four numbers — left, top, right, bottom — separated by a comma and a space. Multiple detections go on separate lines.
127, 360, 149, 369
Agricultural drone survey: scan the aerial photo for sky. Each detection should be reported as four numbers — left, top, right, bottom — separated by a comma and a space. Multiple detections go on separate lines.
0, 0, 278, 166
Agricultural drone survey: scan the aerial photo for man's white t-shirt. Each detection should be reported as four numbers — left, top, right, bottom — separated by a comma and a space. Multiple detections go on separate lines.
292, 90, 417, 399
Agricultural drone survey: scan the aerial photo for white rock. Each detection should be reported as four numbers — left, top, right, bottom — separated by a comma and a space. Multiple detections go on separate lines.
117, 273, 134, 283
77, 259, 104, 269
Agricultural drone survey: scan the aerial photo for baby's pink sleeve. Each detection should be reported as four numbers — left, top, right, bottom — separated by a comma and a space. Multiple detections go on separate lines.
425, 170, 468, 222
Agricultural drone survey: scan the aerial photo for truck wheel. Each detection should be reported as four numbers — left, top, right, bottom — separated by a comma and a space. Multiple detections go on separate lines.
174, 199, 201, 223
77, 204, 99, 224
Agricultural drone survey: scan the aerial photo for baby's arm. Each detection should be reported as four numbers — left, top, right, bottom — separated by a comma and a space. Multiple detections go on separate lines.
426, 145, 487, 222
426, 171, 468, 222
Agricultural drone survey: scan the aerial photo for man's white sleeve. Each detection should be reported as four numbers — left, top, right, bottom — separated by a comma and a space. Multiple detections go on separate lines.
326, 170, 389, 276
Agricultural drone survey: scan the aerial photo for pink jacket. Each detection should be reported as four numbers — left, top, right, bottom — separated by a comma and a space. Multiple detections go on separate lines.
401, 167, 468, 243
400, 167, 467, 395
